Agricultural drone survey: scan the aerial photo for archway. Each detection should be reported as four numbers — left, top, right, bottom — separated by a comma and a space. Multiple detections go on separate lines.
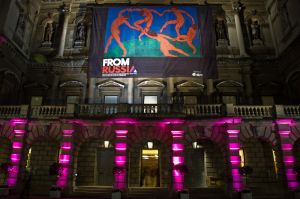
27, 140, 60, 194
75, 139, 114, 187
0, 137, 12, 184
128, 139, 170, 188
240, 138, 282, 194
185, 139, 227, 188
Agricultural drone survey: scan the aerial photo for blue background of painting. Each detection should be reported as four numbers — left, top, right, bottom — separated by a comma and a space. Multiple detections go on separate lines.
104, 6, 201, 57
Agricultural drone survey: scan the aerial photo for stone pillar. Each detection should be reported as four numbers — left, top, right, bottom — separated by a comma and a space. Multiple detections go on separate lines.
7, 119, 27, 187
276, 119, 299, 190
88, 78, 96, 103
57, 3, 72, 57
49, 72, 60, 104
167, 77, 174, 104
56, 124, 74, 193
170, 125, 186, 191
232, 1, 248, 57
224, 118, 243, 192
241, 65, 253, 104
81, 84, 87, 103
206, 79, 214, 103
127, 78, 134, 104
114, 127, 128, 190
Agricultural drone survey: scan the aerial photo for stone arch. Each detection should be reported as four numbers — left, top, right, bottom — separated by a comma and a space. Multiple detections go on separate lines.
73, 125, 115, 187
184, 124, 228, 188
26, 123, 61, 145
0, 122, 15, 141
239, 123, 283, 195
0, 137, 12, 184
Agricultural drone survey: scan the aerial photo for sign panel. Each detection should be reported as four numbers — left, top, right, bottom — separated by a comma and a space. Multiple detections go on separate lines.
89, 6, 216, 78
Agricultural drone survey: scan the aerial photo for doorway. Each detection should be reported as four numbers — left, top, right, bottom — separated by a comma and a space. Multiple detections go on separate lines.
141, 149, 160, 187
96, 148, 114, 186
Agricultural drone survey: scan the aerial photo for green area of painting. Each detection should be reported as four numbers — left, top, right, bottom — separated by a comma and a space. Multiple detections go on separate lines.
104, 37, 201, 58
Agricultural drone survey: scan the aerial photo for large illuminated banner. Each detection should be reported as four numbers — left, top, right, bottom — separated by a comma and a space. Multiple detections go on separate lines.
89, 6, 216, 78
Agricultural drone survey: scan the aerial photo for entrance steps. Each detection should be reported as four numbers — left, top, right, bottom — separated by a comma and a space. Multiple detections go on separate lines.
189, 187, 228, 199
73, 186, 113, 198
127, 188, 169, 199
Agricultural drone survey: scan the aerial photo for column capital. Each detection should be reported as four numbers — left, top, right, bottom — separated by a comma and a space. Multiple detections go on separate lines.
59, 2, 71, 15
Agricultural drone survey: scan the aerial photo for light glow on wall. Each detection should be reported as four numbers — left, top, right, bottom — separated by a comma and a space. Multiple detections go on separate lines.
172, 156, 184, 165
12, 142, 22, 149
115, 156, 126, 166
229, 143, 240, 151
172, 144, 184, 151
115, 143, 127, 151
171, 130, 184, 138
115, 130, 128, 138
61, 142, 72, 150
63, 129, 74, 137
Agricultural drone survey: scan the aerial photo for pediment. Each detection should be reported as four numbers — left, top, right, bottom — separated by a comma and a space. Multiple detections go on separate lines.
24, 82, 49, 89
137, 80, 165, 88
96, 79, 125, 88
59, 80, 84, 88
176, 81, 205, 89
216, 80, 243, 88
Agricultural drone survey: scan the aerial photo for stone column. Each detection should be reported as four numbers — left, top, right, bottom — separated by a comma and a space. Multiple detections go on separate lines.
127, 78, 134, 104
170, 124, 186, 191
57, 2, 72, 57
206, 79, 214, 103
167, 77, 174, 104
241, 65, 253, 104
57, 124, 74, 193
81, 84, 87, 103
276, 119, 299, 190
232, 1, 248, 57
49, 72, 60, 104
114, 126, 128, 190
224, 118, 243, 192
88, 78, 96, 103
7, 119, 27, 187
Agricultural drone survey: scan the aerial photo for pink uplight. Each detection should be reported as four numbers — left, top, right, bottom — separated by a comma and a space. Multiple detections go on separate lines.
276, 119, 293, 125
6, 178, 17, 187
115, 130, 128, 138
59, 154, 70, 164
14, 130, 25, 136
286, 173, 297, 181
115, 143, 127, 151
229, 143, 240, 150
172, 156, 184, 165
232, 182, 243, 191
227, 130, 240, 134
12, 142, 22, 149
172, 144, 184, 151
230, 156, 240, 165
284, 156, 295, 164
115, 156, 126, 166
63, 129, 74, 137
11, 154, 20, 163
61, 142, 72, 150
11, 119, 27, 125
288, 181, 299, 189
171, 130, 184, 138
217, 118, 241, 125
282, 144, 293, 151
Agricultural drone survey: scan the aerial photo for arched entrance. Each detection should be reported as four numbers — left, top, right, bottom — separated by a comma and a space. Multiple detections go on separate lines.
128, 140, 171, 188
0, 137, 12, 184
75, 139, 114, 187
185, 139, 227, 188
26, 140, 60, 194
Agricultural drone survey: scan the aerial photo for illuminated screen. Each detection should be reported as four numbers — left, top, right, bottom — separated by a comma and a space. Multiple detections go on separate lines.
89, 6, 216, 78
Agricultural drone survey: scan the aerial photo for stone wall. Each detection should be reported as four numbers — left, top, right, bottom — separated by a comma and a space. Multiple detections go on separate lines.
0, 137, 11, 184
29, 141, 60, 194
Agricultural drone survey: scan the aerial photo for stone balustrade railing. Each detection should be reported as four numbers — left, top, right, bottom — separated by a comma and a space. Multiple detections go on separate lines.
0, 104, 299, 120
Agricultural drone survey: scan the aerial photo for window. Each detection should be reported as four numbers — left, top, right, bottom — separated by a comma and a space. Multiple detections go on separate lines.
239, 149, 245, 167
104, 96, 118, 104
30, 96, 43, 106
262, 96, 274, 105
67, 96, 79, 104
144, 96, 158, 104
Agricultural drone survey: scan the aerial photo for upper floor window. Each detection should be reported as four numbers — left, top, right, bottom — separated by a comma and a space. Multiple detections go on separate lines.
31, 96, 43, 106
184, 96, 197, 105
67, 96, 79, 104
144, 96, 158, 104
104, 96, 118, 104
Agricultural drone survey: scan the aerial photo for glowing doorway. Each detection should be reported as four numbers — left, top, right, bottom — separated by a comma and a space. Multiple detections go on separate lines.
141, 149, 160, 187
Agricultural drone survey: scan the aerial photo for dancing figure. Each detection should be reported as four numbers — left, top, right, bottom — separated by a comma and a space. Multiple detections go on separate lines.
105, 9, 137, 57
159, 7, 195, 37
132, 8, 162, 40
177, 24, 197, 54
145, 31, 189, 57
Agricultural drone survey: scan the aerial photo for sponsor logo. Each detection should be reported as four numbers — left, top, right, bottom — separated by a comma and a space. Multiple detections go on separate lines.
101, 58, 137, 77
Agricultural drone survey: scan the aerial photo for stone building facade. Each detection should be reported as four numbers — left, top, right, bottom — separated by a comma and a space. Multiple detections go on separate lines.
0, 0, 300, 198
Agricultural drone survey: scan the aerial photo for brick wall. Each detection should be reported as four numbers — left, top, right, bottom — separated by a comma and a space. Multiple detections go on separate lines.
0, 137, 11, 184
29, 141, 60, 194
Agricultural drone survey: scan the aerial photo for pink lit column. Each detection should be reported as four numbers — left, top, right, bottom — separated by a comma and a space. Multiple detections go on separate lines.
171, 130, 185, 191
56, 128, 74, 190
8, 119, 27, 187
114, 129, 128, 190
226, 119, 243, 191
276, 119, 299, 190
